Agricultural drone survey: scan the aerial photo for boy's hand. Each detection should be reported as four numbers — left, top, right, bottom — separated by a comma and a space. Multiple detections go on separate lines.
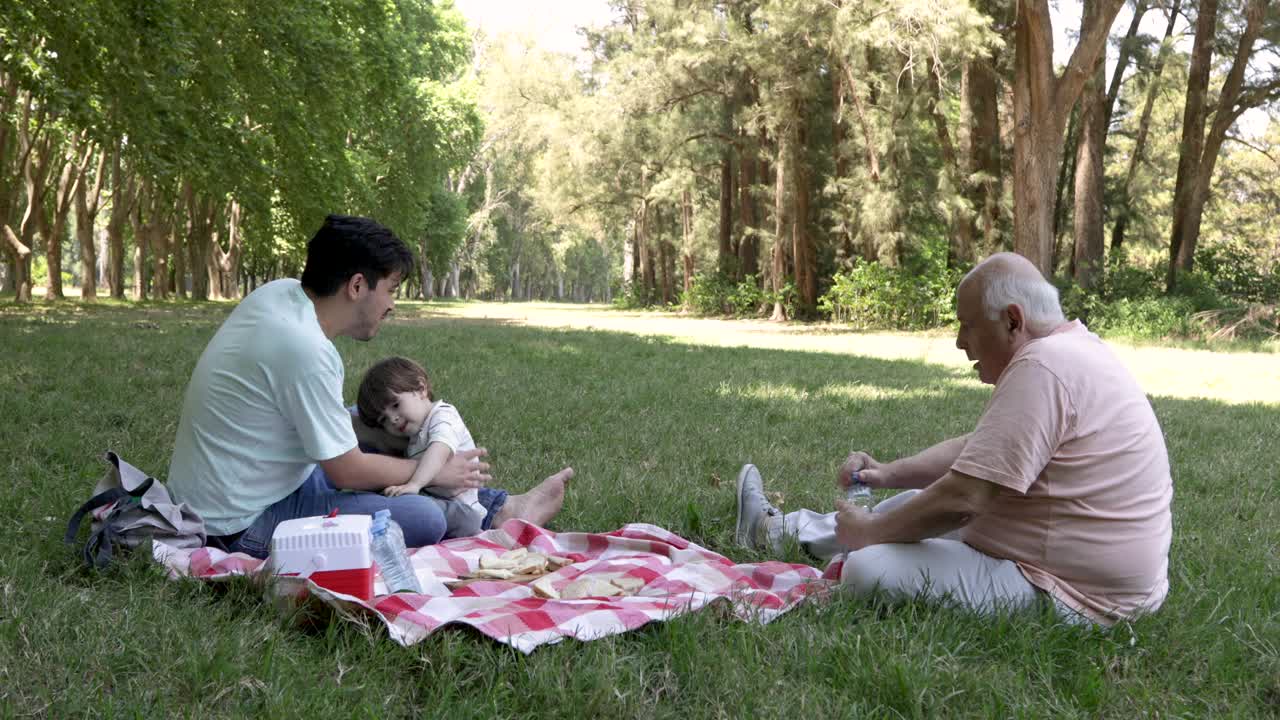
383, 481, 424, 497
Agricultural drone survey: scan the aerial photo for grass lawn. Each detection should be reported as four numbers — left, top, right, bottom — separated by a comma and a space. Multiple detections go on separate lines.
1, 299, 1277, 718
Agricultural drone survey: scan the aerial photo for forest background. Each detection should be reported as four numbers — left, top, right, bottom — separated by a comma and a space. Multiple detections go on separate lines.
2, 0, 1279, 343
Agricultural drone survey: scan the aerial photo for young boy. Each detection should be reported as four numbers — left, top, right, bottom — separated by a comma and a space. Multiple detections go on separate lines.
355, 357, 486, 539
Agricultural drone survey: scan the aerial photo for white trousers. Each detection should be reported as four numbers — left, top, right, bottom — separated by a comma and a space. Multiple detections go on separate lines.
779, 490, 1067, 617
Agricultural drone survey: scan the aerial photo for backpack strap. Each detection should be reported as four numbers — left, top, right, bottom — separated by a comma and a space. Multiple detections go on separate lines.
64, 477, 156, 569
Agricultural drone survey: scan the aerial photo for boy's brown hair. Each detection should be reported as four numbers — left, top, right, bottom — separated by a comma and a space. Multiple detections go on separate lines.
356, 356, 434, 428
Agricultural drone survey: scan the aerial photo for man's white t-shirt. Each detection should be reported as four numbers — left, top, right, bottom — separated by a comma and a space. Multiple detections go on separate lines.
167, 279, 357, 535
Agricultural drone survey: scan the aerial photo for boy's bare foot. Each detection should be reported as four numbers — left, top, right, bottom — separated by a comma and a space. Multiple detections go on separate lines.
493, 467, 573, 528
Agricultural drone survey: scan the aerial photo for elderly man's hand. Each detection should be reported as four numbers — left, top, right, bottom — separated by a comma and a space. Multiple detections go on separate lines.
838, 451, 888, 489
835, 499, 876, 551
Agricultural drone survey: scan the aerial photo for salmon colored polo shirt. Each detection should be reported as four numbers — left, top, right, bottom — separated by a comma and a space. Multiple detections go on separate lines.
954, 321, 1173, 624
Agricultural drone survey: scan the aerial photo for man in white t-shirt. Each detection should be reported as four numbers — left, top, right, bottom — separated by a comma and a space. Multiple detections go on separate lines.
166, 215, 569, 558
735, 253, 1173, 625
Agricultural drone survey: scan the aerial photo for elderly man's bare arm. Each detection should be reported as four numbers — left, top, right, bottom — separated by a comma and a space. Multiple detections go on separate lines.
839, 435, 970, 490
835, 469, 998, 550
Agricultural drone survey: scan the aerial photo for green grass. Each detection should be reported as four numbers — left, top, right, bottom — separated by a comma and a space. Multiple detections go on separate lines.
1, 300, 1278, 718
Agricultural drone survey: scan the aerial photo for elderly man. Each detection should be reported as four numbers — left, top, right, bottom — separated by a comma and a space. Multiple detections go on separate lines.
735, 253, 1172, 625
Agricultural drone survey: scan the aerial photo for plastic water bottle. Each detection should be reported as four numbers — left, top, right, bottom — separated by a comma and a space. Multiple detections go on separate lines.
370, 510, 422, 593
845, 473, 875, 510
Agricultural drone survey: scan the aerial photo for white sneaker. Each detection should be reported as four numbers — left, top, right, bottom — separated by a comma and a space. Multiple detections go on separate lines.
734, 464, 781, 548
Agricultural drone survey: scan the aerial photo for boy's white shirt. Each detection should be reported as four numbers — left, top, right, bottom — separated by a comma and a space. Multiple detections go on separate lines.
409, 400, 484, 517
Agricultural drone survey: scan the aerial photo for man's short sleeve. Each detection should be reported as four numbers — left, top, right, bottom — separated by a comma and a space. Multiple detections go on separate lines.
276, 369, 358, 462
952, 360, 1074, 493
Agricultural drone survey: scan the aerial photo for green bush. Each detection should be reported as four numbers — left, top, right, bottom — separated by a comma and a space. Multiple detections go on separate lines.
819, 258, 961, 330
1057, 245, 1279, 342
1086, 296, 1206, 339
682, 273, 771, 317
1192, 243, 1280, 304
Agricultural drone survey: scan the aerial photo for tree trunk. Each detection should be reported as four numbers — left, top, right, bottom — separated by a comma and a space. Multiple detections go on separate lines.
831, 68, 852, 260
1103, 0, 1150, 128
1071, 0, 1108, 290
770, 126, 791, 321
665, 234, 677, 305
792, 108, 815, 316
184, 184, 213, 300
74, 147, 108, 301
1112, 0, 1181, 252
1165, 0, 1217, 289
1052, 111, 1078, 273
737, 133, 759, 278
207, 198, 241, 299
2, 223, 32, 302
75, 184, 96, 300
421, 265, 435, 299
43, 137, 93, 300
131, 180, 152, 301
46, 151, 75, 300
717, 149, 733, 275
624, 204, 639, 290
4, 91, 46, 303
105, 144, 133, 298
968, 0, 1006, 254
1168, 0, 1268, 289
928, 61, 973, 266
1012, 0, 1125, 276
150, 195, 173, 300
639, 200, 655, 301
448, 261, 460, 298
681, 190, 695, 295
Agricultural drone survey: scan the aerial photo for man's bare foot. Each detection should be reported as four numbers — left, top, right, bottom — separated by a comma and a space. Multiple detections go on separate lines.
493, 467, 573, 527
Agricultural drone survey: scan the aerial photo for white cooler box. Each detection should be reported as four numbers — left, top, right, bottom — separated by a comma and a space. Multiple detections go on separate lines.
267, 514, 374, 601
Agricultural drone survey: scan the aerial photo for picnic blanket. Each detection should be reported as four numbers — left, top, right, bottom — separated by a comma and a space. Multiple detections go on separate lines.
153, 519, 835, 653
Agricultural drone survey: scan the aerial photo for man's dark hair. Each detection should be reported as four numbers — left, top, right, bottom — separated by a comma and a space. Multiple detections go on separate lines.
300, 214, 414, 297
357, 356, 434, 428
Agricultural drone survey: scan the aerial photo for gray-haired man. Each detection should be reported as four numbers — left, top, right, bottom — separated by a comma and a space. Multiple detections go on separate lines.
736, 253, 1173, 625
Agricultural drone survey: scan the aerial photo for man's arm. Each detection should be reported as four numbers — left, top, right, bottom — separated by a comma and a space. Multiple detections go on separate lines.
835, 469, 999, 550
321, 446, 492, 492
842, 434, 970, 490
881, 435, 970, 489
321, 448, 417, 491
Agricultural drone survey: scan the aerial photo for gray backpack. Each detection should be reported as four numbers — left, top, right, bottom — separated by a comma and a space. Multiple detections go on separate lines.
64, 451, 207, 569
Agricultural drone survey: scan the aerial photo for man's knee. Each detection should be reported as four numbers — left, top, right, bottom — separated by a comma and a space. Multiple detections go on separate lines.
387, 495, 447, 548
840, 544, 913, 596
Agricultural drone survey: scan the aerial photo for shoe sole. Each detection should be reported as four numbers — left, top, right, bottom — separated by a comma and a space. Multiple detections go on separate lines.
734, 464, 758, 547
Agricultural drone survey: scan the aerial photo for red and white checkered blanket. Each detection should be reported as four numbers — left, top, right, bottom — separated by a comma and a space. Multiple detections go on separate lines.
153, 520, 834, 653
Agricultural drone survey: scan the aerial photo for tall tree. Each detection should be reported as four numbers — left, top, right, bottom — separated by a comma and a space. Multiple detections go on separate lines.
1111, 0, 1182, 252
73, 147, 108, 300
1071, 0, 1111, 289
1011, 0, 1126, 274
1167, 0, 1273, 289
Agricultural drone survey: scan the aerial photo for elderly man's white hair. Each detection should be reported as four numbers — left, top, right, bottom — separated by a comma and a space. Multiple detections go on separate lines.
961, 253, 1066, 336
